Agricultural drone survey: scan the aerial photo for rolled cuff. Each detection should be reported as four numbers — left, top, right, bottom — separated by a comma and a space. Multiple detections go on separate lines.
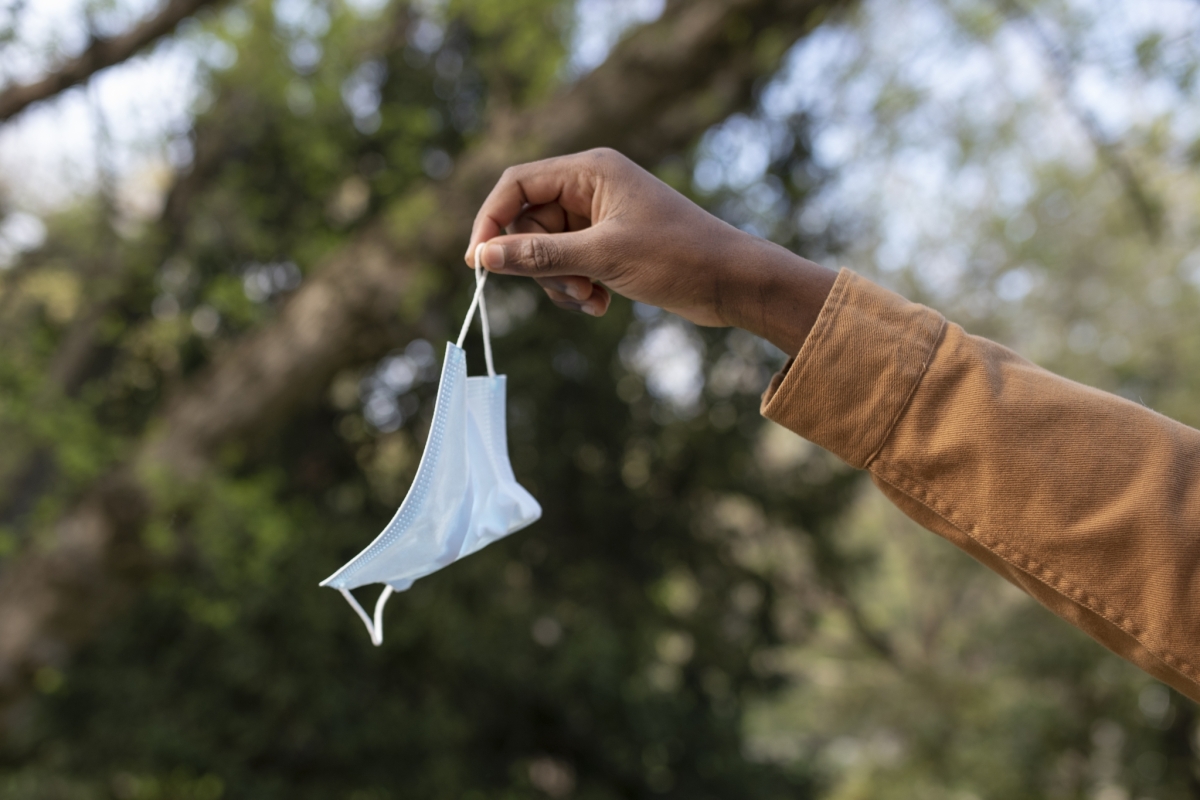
760, 268, 946, 468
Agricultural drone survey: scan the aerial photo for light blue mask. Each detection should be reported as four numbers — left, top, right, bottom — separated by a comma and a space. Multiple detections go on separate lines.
321, 246, 542, 644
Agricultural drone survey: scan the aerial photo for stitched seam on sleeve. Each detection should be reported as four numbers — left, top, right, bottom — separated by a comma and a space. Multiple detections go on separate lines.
863, 317, 948, 470
871, 462, 1200, 686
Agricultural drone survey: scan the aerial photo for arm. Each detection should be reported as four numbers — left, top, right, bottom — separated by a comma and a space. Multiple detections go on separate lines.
467, 148, 1200, 703
761, 269, 1200, 704
463, 148, 836, 351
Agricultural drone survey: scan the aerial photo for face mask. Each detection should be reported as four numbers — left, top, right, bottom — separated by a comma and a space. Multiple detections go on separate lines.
321, 245, 542, 644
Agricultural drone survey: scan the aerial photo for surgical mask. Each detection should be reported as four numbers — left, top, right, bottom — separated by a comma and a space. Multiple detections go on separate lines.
321, 245, 542, 644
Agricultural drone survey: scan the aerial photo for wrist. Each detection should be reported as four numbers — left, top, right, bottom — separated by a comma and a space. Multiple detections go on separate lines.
717, 233, 837, 356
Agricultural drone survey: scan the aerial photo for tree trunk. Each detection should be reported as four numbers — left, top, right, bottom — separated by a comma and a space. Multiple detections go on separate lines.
0, 0, 847, 735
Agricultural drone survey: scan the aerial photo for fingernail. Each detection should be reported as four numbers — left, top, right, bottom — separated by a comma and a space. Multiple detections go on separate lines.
483, 243, 505, 269
558, 301, 585, 313
581, 301, 602, 317
565, 283, 589, 301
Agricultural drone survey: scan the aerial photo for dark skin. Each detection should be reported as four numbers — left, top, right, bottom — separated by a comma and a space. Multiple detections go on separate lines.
464, 148, 838, 356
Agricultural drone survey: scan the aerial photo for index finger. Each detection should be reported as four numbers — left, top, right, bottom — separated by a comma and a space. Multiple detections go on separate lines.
463, 153, 599, 265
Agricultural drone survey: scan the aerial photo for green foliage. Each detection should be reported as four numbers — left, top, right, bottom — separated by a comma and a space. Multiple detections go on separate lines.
7, 0, 1200, 797
4, 289, 846, 799
0, 0, 852, 797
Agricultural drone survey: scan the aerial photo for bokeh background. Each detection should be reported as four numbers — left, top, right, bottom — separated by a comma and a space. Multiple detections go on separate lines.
1, 0, 1199, 797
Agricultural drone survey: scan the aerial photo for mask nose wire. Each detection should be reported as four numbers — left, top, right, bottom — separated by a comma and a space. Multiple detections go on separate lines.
455, 243, 496, 378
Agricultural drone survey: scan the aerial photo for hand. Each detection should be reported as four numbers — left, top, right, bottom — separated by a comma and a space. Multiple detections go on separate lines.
464, 148, 837, 354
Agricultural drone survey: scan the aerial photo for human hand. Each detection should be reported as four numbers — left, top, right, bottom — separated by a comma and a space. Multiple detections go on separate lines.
464, 148, 836, 353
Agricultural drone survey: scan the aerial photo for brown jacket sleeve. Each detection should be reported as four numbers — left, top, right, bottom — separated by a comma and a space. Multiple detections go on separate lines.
761, 268, 1200, 702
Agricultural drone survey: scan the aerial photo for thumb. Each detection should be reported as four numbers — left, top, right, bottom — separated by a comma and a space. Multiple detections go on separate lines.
480, 229, 600, 279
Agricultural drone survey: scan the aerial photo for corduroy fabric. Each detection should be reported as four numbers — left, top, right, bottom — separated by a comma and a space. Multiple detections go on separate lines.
762, 268, 1200, 702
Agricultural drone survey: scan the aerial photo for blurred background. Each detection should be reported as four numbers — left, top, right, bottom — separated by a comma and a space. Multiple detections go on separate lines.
1, 0, 1199, 797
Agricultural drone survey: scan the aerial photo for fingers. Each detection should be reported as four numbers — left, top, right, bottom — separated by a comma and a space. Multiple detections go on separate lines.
536, 275, 597, 302
479, 228, 602, 280
507, 202, 590, 236
462, 150, 632, 318
465, 150, 617, 265
466, 158, 589, 260
496, 197, 609, 315
541, 281, 611, 317
509, 203, 568, 236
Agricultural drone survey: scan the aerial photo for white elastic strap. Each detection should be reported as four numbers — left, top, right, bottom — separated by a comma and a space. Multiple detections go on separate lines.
454, 243, 496, 378
478, 266, 495, 378
374, 585, 394, 643
339, 586, 394, 647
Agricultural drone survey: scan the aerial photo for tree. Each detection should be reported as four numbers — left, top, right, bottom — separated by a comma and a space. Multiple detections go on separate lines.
0, 0, 858, 795
0, 0, 228, 122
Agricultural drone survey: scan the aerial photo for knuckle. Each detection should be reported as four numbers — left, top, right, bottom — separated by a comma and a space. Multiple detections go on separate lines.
589, 147, 626, 169
500, 164, 525, 183
586, 148, 613, 171
527, 238, 556, 272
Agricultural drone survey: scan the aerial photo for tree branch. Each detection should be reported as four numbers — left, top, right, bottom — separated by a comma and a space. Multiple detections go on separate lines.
0, 0, 850, 729
997, 1, 1163, 239
0, 0, 226, 122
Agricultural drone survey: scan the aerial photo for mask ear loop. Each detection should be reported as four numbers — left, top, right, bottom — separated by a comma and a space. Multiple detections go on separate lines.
337, 587, 388, 646
455, 243, 496, 378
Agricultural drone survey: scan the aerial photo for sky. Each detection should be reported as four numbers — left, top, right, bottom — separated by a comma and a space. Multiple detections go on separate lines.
0, 0, 665, 216
692, 0, 1200, 297
2, 0, 1199, 399
0, 0, 197, 210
